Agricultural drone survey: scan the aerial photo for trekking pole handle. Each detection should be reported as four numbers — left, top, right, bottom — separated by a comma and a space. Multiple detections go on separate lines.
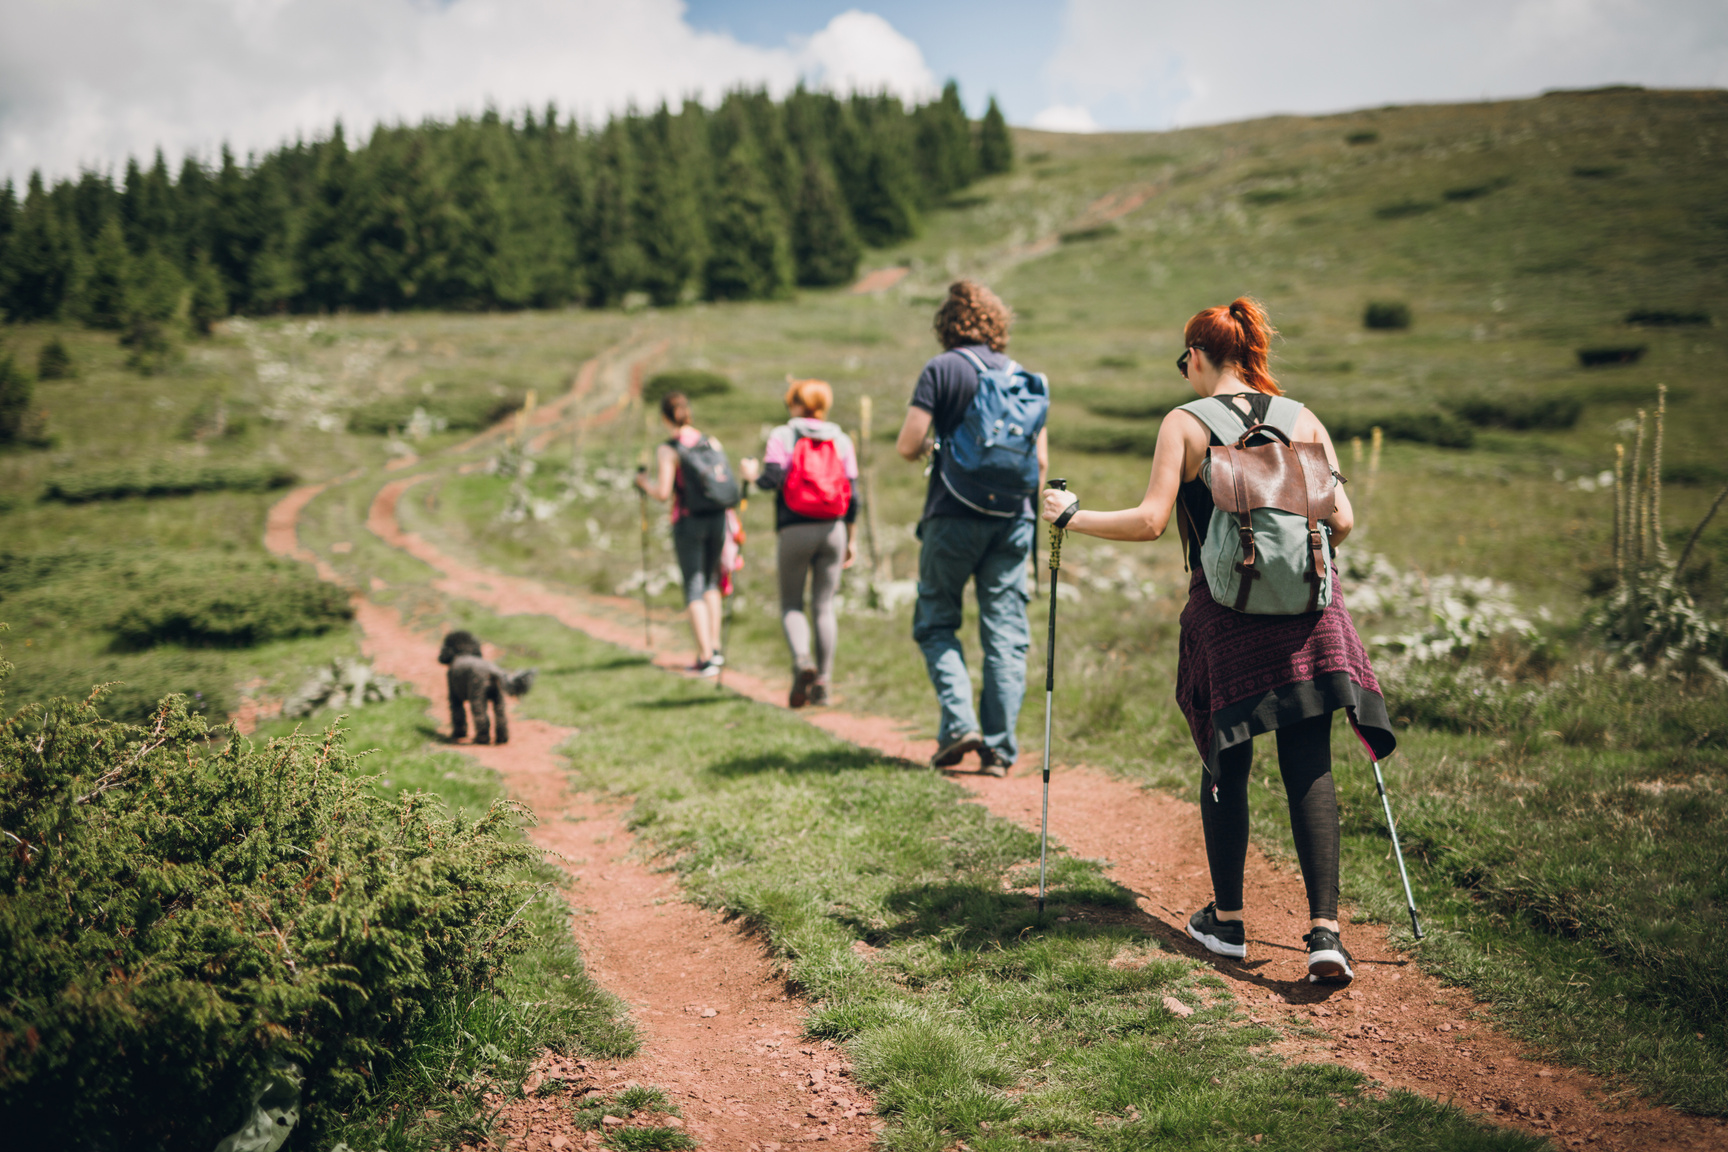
1047, 479, 1068, 572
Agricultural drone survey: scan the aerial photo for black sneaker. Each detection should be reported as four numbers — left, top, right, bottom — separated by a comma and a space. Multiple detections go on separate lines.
807, 681, 828, 706
931, 731, 983, 768
1186, 903, 1247, 959
789, 665, 817, 709
1304, 927, 1355, 984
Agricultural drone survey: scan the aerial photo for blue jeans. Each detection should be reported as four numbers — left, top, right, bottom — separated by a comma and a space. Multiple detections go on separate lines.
913, 515, 1033, 764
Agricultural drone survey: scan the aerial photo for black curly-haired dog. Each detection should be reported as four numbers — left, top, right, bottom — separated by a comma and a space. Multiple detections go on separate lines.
438, 630, 536, 744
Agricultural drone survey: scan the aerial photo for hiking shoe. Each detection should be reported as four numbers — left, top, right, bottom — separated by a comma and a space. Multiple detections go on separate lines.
1186, 903, 1247, 959
931, 731, 983, 768
710, 651, 725, 667
789, 665, 818, 709
692, 658, 720, 678
978, 746, 1008, 778
1304, 927, 1355, 984
807, 681, 828, 707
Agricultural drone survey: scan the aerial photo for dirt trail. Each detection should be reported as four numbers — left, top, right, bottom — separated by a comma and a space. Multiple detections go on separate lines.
347, 476, 1728, 1152
267, 495, 877, 1151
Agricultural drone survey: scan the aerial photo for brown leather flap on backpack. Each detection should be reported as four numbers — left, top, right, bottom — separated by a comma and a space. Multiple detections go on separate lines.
1209, 440, 1337, 520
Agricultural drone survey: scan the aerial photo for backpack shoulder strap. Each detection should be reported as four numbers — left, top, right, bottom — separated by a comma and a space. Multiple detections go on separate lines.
1177, 397, 1248, 445
1263, 396, 1305, 436
953, 346, 990, 375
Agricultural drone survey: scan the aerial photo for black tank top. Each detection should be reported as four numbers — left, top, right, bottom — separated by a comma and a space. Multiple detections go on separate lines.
1177, 393, 1278, 569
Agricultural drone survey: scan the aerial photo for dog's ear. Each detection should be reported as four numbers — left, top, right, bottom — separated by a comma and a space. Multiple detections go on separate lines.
440, 630, 481, 664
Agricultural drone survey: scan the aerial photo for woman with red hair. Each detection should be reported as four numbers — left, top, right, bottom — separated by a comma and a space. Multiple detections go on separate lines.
741, 377, 859, 707
1042, 297, 1394, 985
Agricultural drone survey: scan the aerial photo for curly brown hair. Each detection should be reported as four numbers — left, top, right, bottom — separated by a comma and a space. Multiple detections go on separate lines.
932, 279, 1012, 351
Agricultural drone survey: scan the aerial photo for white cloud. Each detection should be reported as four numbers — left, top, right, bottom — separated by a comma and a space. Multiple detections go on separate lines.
800, 10, 936, 102
1029, 103, 1102, 133
1042, 0, 1728, 129
0, 1, 937, 183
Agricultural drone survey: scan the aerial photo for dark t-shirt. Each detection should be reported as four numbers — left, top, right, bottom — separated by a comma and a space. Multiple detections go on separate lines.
909, 344, 1033, 522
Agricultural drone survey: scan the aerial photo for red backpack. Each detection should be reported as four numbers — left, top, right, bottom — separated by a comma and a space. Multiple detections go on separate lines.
782, 434, 852, 519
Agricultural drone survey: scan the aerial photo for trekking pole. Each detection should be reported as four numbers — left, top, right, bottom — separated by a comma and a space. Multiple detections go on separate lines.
636, 467, 652, 649
1038, 479, 1068, 921
1348, 715, 1424, 941
718, 496, 746, 692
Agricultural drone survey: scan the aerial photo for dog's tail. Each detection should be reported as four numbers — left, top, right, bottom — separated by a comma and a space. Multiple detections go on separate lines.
504, 668, 537, 697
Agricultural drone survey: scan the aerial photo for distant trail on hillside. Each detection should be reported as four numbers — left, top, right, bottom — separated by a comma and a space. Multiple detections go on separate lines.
264, 335, 1728, 1152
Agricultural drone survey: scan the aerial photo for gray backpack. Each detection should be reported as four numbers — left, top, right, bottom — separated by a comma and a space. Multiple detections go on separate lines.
1178, 395, 1338, 615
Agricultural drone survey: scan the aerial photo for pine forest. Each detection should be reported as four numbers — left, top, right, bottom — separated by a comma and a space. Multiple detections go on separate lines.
0, 85, 1013, 327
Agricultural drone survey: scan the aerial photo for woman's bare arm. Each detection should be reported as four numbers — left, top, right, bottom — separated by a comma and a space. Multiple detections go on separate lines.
1041, 412, 1200, 541
1297, 410, 1353, 545
638, 442, 679, 503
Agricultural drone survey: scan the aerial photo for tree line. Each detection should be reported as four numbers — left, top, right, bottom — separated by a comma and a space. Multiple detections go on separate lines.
0, 84, 1013, 334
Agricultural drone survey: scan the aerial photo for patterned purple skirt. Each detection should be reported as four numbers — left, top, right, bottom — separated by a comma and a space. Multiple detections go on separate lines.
1176, 567, 1396, 771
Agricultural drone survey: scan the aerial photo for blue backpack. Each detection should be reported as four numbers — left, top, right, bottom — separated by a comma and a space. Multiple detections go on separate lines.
939, 347, 1050, 517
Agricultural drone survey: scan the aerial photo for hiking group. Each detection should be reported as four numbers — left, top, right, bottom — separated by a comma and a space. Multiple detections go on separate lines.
626, 278, 1394, 985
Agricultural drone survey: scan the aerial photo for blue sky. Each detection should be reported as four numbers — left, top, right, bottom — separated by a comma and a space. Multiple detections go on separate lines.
1, 1, 1724, 183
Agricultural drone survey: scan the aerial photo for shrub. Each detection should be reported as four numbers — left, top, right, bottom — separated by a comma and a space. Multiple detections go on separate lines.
8, 648, 235, 723
1373, 201, 1435, 220
1447, 394, 1583, 430
1047, 424, 1161, 456
1572, 164, 1623, 178
1577, 345, 1646, 367
35, 338, 74, 380
1362, 300, 1412, 329
1058, 224, 1119, 243
1626, 308, 1711, 327
1345, 130, 1379, 145
0, 692, 540, 1149
111, 563, 352, 648
1327, 409, 1474, 449
42, 461, 297, 502
0, 349, 34, 444
642, 370, 732, 406
1441, 177, 1512, 201
347, 390, 523, 436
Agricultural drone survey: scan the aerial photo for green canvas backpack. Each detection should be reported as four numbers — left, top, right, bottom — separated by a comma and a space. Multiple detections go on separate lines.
1178, 394, 1339, 615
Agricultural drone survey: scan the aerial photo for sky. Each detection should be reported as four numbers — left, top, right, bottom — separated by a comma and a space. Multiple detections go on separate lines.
1, 0, 1724, 185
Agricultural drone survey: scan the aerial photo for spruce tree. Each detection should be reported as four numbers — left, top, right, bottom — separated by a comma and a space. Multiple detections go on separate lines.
792, 158, 861, 288
121, 246, 187, 372
0, 346, 33, 444
635, 105, 708, 307
0, 174, 75, 322
849, 103, 921, 247
588, 119, 645, 305
915, 81, 977, 200
188, 250, 228, 333
75, 216, 132, 329
979, 97, 1013, 175
704, 131, 793, 301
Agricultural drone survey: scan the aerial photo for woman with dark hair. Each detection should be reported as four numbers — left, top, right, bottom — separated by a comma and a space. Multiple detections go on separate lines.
636, 390, 733, 676
740, 377, 860, 707
1041, 297, 1394, 984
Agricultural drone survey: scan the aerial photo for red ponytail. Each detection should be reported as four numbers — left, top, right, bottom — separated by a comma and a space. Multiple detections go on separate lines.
1182, 296, 1281, 395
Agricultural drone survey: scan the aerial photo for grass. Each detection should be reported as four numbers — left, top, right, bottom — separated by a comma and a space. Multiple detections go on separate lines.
3, 84, 1725, 1133
457, 605, 1543, 1152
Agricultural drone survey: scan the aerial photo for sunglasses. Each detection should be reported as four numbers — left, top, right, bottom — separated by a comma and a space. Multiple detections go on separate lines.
1176, 349, 1192, 377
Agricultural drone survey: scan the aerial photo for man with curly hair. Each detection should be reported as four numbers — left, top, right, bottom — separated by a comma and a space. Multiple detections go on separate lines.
896, 279, 1048, 775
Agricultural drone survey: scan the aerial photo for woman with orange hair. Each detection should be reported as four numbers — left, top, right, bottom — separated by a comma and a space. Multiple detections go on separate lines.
741, 378, 859, 707
1042, 297, 1394, 986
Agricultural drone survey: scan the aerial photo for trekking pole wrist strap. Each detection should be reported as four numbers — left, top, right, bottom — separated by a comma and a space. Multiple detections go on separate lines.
1053, 500, 1081, 529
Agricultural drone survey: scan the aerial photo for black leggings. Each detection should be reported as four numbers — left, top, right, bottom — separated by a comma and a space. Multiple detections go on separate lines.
1199, 711, 1340, 921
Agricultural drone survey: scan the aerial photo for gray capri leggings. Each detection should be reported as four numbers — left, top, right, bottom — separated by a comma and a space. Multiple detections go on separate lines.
777, 519, 847, 682
673, 511, 727, 604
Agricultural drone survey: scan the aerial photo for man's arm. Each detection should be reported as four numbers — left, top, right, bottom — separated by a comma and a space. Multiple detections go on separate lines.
896, 406, 933, 462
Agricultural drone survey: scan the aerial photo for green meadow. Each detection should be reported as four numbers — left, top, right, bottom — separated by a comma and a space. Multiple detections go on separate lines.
3, 85, 1726, 1144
